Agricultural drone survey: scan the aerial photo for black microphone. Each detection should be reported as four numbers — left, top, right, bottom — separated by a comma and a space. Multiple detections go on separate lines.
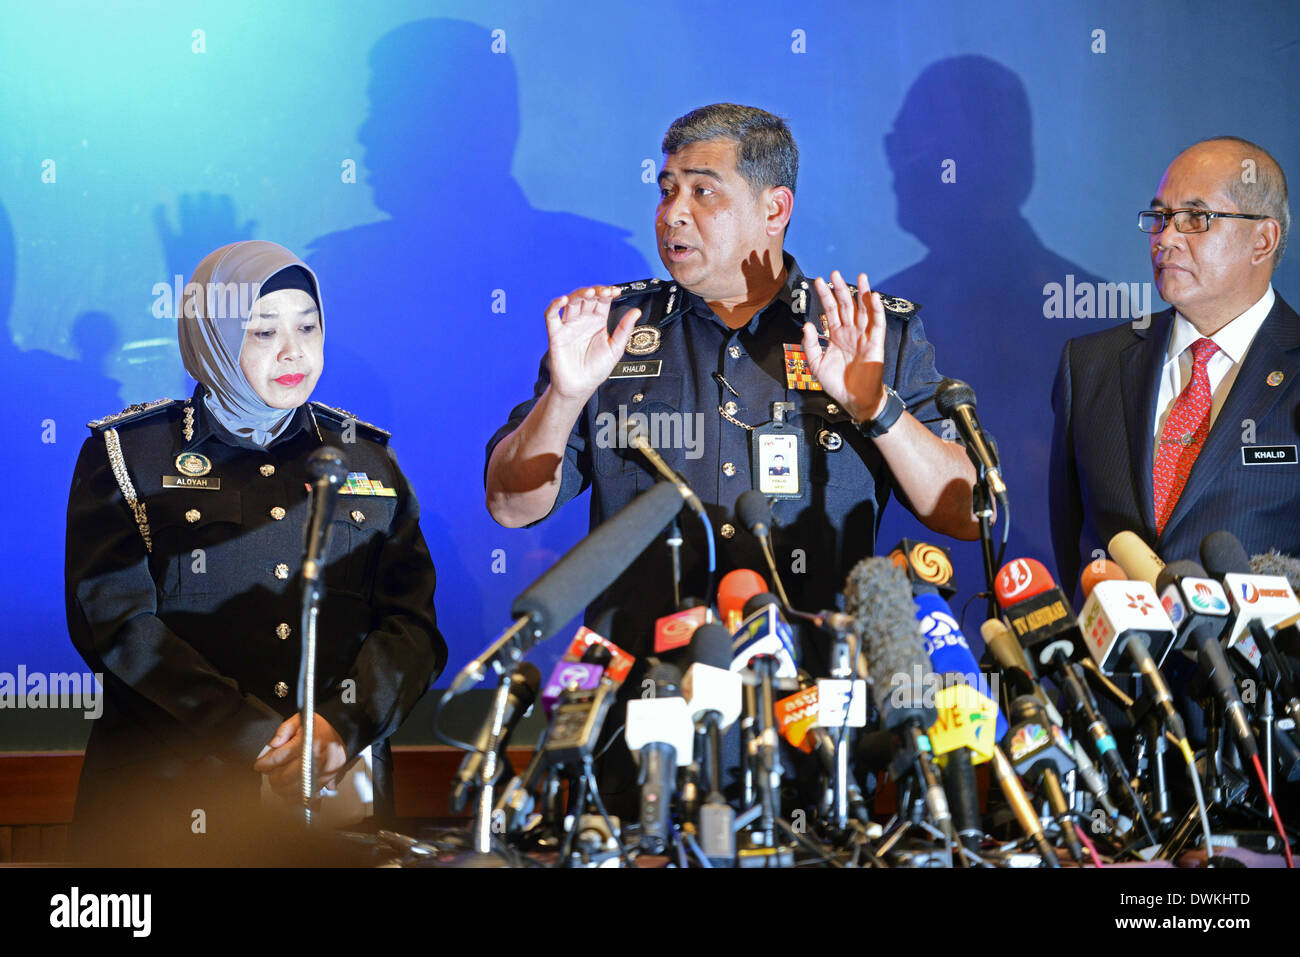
302, 446, 348, 593
844, 558, 952, 842
1004, 696, 1085, 863
684, 623, 741, 865
1157, 560, 1257, 762
934, 379, 1006, 500
1201, 531, 1300, 725
509, 480, 685, 646
625, 662, 693, 855
735, 490, 858, 638
449, 663, 542, 813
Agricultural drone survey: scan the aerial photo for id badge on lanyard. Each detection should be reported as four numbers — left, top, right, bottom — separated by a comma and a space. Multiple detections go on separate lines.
751, 401, 805, 500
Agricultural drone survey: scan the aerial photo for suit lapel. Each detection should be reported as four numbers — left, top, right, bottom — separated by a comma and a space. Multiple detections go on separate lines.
1120, 309, 1174, 538
1159, 295, 1300, 544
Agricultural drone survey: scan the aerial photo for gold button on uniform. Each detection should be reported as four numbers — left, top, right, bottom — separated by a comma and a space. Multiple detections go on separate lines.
632, 392, 644, 403
274, 563, 289, 580
720, 523, 735, 539
274, 681, 289, 698
728, 345, 742, 359
276, 622, 291, 640
826, 403, 840, 415
723, 462, 736, 477
270, 506, 286, 521
185, 509, 201, 524
260, 465, 275, 477
351, 510, 365, 523
723, 401, 739, 416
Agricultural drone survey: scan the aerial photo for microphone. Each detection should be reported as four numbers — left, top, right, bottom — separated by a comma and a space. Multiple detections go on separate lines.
731, 592, 799, 680
1003, 695, 1085, 863
1253, 550, 1300, 595
684, 623, 741, 865
1078, 562, 1179, 676
845, 558, 952, 841
510, 480, 686, 646
982, 618, 1120, 822
625, 662, 694, 855
1107, 530, 1165, 589
1203, 530, 1300, 678
450, 663, 542, 813
889, 538, 959, 599
735, 491, 858, 639
996, 560, 1140, 819
913, 587, 1004, 854
718, 568, 768, 631
990, 744, 1060, 867
302, 446, 348, 592
623, 414, 706, 518
934, 378, 1007, 500
1201, 531, 1300, 724
1161, 560, 1258, 763
994, 558, 1083, 668
1076, 564, 1186, 744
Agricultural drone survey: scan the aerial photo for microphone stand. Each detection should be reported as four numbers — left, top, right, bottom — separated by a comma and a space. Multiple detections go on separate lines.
969, 463, 1000, 624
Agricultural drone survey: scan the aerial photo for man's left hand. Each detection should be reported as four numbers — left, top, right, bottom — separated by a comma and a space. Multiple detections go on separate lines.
802, 270, 887, 423
253, 712, 349, 800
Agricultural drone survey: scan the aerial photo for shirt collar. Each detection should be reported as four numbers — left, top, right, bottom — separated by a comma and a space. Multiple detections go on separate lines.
673, 252, 808, 334
181, 383, 316, 452
1168, 284, 1275, 366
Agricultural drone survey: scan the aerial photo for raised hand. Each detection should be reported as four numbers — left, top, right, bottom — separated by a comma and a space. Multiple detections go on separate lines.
802, 270, 887, 424
544, 286, 641, 403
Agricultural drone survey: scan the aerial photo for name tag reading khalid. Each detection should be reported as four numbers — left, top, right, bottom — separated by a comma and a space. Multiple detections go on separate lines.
752, 401, 805, 501
1242, 445, 1298, 465
609, 359, 662, 379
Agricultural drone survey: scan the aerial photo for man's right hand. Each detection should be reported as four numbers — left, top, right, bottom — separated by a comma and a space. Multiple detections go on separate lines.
545, 286, 642, 403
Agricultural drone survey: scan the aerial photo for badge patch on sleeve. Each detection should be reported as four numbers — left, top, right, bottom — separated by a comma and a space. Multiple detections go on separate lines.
783, 343, 823, 391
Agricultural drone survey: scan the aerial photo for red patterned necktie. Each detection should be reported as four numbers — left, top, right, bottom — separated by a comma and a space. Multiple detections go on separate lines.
1153, 337, 1220, 535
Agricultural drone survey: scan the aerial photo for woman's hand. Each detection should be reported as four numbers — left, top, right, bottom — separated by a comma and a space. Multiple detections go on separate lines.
253, 712, 349, 800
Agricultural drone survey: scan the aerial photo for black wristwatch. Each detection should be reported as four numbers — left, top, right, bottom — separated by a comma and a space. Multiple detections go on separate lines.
855, 385, 906, 438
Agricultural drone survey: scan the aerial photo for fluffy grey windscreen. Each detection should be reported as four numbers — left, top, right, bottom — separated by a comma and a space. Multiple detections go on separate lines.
1251, 550, 1300, 595
844, 557, 937, 730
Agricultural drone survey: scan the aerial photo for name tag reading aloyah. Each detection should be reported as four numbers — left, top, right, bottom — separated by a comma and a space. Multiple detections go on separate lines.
1242, 445, 1298, 465
163, 475, 221, 489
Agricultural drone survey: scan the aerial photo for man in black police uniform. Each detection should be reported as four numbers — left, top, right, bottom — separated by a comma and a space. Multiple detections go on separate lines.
486, 103, 978, 808
66, 391, 444, 863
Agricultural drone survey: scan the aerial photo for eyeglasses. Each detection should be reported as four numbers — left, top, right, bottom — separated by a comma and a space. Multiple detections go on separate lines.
1138, 208, 1269, 234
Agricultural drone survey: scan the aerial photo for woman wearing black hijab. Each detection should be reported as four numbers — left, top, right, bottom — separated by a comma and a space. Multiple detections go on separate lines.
65, 240, 445, 863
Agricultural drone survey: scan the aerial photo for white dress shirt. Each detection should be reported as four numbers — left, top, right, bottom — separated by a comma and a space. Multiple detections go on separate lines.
1153, 285, 1276, 440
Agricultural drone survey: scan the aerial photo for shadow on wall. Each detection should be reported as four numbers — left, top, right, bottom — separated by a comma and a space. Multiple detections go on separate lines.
876, 55, 1131, 621
303, 19, 652, 668
0, 201, 123, 655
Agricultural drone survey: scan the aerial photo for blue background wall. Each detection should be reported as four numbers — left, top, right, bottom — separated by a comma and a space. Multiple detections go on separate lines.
2, 0, 1296, 742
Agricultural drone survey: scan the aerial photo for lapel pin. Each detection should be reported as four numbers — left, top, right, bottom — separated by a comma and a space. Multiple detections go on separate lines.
1266, 370, 1284, 387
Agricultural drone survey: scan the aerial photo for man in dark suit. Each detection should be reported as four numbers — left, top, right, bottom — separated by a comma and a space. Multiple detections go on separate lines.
1052, 136, 1296, 598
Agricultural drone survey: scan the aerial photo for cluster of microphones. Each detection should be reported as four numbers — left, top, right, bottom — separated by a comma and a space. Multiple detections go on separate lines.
438, 381, 1299, 867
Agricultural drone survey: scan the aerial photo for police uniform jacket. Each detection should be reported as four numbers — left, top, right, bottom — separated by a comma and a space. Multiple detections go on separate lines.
486, 253, 951, 660
65, 386, 445, 852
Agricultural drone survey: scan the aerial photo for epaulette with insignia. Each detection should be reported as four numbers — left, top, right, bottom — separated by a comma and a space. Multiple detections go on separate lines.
86, 398, 176, 432
310, 401, 391, 443
839, 284, 920, 318
609, 278, 684, 332
611, 277, 666, 302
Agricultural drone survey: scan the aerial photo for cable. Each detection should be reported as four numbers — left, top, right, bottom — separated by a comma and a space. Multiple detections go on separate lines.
1076, 826, 1106, 868
432, 686, 485, 754
1250, 751, 1295, 868
1180, 751, 1214, 863
994, 498, 1010, 573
